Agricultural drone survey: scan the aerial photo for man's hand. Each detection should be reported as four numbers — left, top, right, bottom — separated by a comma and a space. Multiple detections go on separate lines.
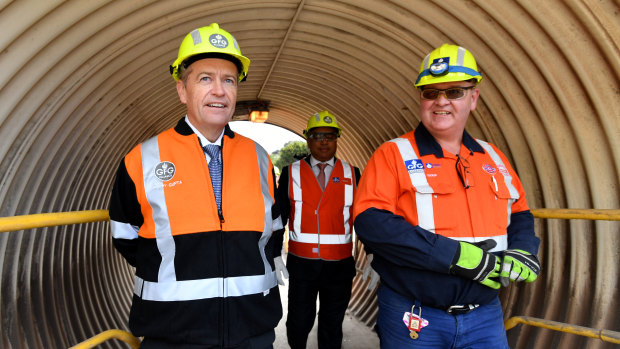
450, 241, 501, 289
274, 256, 289, 286
499, 249, 540, 287
362, 254, 380, 291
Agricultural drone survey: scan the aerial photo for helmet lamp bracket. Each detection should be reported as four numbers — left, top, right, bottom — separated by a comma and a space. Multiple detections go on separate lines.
429, 57, 450, 76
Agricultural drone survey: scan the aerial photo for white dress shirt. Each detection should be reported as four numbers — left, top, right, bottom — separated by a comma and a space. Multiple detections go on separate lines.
309, 156, 335, 188
185, 116, 224, 164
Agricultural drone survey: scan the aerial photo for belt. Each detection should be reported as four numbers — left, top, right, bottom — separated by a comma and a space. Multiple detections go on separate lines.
446, 304, 480, 315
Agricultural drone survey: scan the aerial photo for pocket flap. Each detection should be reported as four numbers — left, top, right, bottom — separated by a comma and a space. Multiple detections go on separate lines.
489, 179, 519, 200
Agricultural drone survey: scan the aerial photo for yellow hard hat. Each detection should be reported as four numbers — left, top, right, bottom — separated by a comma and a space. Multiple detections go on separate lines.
169, 23, 250, 82
304, 110, 342, 137
414, 44, 482, 87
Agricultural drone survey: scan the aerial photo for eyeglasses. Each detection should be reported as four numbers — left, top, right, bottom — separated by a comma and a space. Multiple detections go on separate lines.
455, 155, 470, 189
420, 86, 475, 100
307, 132, 338, 142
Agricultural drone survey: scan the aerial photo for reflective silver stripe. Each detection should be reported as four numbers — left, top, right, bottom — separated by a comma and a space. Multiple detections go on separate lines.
290, 161, 303, 241
422, 53, 430, 70
273, 215, 283, 231
456, 46, 466, 66
290, 232, 351, 244
190, 29, 202, 45
389, 138, 436, 232
110, 220, 139, 240
341, 160, 353, 238
476, 139, 519, 224
449, 235, 508, 253
141, 136, 176, 283
255, 142, 277, 293
135, 272, 277, 301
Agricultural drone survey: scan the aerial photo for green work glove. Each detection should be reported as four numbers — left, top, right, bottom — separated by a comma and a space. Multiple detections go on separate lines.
450, 241, 501, 289
499, 249, 540, 287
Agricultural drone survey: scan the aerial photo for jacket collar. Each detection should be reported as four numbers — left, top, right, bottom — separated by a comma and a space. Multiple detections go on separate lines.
414, 122, 484, 158
174, 117, 235, 139
304, 155, 337, 166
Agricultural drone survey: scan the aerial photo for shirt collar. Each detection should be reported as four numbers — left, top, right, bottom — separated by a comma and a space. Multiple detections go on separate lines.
309, 156, 335, 167
414, 122, 485, 158
185, 115, 224, 147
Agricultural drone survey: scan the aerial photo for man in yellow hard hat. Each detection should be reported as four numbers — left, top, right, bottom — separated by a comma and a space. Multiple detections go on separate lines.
274, 111, 361, 349
109, 23, 283, 348
353, 44, 541, 348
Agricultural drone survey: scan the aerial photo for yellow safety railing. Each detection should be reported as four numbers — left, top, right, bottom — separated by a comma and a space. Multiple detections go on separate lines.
531, 208, 620, 221
505, 316, 620, 344
0, 208, 616, 235
504, 208, 619, 343
69, 329, 141, 349
0, 209, 109, 233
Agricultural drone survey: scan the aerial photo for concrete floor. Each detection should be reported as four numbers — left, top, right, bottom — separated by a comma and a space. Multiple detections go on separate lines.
273, 279, 380, 349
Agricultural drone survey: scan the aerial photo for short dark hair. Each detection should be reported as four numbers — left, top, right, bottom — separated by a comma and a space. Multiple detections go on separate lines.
179, 53, 242, 83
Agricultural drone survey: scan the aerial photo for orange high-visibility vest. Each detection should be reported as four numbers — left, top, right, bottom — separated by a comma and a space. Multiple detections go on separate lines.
119, 127, 279, 301
287, 159, 355, 260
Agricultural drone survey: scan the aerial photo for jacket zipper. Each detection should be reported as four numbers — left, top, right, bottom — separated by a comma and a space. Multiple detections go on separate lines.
219, 139, 226, 347
316, 178, 325, 259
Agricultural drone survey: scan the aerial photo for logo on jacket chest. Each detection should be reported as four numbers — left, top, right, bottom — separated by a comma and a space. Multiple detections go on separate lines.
405, 159, 425, 173
332, 177, 352, 185
154, 161, 176, 181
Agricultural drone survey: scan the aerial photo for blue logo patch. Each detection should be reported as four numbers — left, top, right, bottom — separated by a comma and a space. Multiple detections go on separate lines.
430, 57, 449, 76
404, 159, 425, 173
332, 177, 340, 183
209, 34, 229, 49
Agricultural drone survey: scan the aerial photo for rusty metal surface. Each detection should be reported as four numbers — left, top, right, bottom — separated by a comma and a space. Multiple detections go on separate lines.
0, 1, 618, 348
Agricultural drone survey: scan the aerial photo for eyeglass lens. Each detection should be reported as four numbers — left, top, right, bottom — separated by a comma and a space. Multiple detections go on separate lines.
421, 86, 474, 100
309, 132, 338, 142
455, 155, 470, 189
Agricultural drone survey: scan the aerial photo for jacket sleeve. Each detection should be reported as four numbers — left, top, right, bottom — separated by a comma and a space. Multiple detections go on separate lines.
352, 145, 458, 273
507, 210, 540, 255
109, 158, 143, 267
272, 166, 290, 258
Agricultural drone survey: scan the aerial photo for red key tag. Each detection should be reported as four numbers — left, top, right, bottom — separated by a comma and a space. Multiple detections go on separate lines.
408, 305, 422, 339
408, 315, 421, 332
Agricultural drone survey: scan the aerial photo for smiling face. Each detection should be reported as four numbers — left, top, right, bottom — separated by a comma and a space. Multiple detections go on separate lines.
176, 58, 238, 141
419, 80, 479, 142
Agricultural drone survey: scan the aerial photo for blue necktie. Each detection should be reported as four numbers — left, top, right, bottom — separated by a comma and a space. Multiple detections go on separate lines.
203, 145, 222, 211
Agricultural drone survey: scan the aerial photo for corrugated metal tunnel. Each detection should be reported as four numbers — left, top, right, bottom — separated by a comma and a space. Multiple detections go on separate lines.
0, 1, 618, 348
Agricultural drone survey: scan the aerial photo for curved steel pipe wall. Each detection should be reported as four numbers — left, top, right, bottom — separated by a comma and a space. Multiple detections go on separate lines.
0, 1, 617, 348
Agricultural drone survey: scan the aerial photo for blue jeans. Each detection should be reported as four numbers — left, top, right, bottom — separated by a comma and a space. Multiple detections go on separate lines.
376, 284, 509, 349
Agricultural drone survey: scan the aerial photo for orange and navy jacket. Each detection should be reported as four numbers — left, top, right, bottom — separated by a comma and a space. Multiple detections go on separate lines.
276, 157, 360, 261
353, 123, 540, 308
109, 118, 283, 347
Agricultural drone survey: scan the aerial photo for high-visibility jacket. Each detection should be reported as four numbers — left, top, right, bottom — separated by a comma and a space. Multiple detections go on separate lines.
353, 123, 539, 308
287, 158, 356, 261
109, 119, 283, 347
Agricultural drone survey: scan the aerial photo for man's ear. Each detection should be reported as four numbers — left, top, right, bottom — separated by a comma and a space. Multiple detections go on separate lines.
176, 79, 187, 104
469, 87, 480, 111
